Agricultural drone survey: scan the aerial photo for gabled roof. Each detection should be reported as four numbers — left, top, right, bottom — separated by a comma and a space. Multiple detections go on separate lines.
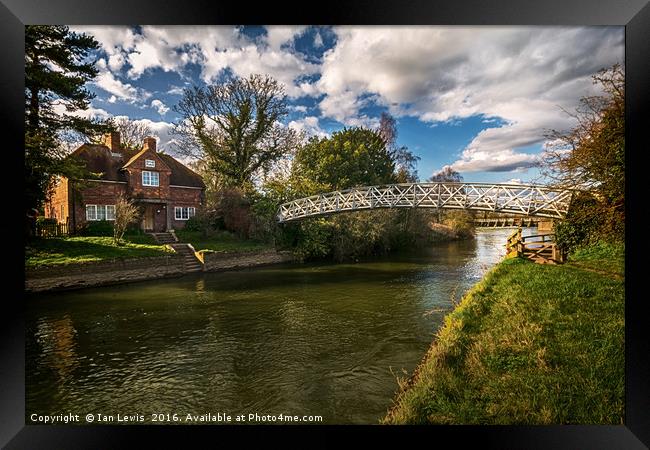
68, 143, 204, 188
158, 153, 205, 188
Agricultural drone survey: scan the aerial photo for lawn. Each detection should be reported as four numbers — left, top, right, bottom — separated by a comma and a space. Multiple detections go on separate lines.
175, 229, 273, 253
383, 242, 624, 425
25, 234, 172, 268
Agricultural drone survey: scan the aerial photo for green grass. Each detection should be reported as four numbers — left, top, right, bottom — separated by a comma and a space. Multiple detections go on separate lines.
25, 235, 172, 268
568, 241, 624, 277
383, 242, 624, 425
175, 229, 273, 253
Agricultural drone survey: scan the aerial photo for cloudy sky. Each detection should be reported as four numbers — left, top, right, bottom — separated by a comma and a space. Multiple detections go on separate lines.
70, 25, 623, 184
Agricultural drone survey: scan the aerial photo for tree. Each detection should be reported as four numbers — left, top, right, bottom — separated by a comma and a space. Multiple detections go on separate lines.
113, 194, 140, 245
429, 167, 468, 223
107, 117, 152, 151
378, 112, 397, 149
25, 25, 110, 235
429, 166, 464, 183
377, 112, 420, 182
294, 127, 395, 191
539, 63, 625, 248
172, 74, 300, 189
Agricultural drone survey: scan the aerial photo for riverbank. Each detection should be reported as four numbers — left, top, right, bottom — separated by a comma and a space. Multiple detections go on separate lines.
25, 249, 294, 293
383, 242, 624, 424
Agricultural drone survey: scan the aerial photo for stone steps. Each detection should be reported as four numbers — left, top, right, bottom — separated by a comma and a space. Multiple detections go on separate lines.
169, 243, 204, 273
150, 232, 178, 244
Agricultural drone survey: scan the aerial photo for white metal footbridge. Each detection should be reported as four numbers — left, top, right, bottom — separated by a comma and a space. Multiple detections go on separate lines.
276, 182, 575, 223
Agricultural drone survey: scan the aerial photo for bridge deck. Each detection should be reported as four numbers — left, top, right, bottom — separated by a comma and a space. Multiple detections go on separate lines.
277, 182, 574, 223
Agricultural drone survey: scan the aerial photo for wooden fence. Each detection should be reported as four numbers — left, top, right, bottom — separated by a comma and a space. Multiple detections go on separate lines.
506, 227, 566, 264
36, 222, 70, 237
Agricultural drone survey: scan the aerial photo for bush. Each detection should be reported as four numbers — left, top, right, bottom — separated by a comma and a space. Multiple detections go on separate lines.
554, 192, 622, 254
81, 220, 114, 236
184, 210, 225, 234
36, 216, 58, 226
217, 188, 253, 239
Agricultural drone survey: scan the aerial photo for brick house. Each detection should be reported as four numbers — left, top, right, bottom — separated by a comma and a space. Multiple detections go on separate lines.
45, 132, 205, 233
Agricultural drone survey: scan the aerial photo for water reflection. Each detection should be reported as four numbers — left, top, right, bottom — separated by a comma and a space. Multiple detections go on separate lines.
26, 228, 532, 424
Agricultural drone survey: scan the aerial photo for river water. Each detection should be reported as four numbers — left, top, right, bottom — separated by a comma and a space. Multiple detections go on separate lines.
25, 228, 534, 425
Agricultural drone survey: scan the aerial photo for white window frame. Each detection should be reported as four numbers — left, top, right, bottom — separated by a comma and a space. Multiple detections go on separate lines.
142, 171, 160, 187
174, 206, 196, 220
85, 204, 116, 221
145, 159, 156, 168
86, 205, 96, 221
106, 205, 116, 221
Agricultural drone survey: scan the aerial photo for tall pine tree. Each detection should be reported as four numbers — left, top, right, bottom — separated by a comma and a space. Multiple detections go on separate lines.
25, 25, 110, 235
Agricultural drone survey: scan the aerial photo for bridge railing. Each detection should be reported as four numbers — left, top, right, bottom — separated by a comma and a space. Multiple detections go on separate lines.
277, 182, 575, 223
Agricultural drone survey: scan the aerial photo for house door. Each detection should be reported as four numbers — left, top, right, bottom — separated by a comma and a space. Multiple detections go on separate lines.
143, 205, 155, 231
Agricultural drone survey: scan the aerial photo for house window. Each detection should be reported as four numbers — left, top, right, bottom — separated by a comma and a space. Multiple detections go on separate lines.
60, 205, 64, 220
142, 171, 159, 186
86, 205, 116, 221
145, 159, 155, 168
86, 205, 96, 221
174, 206, 196, 220
106, 205, 116, 221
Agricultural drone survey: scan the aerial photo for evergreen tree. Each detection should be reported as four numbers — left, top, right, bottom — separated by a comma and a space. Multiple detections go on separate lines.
25, 25, 109, 235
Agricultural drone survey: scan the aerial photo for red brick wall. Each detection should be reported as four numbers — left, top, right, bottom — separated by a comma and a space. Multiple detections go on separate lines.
72, 180, 127, 230
45, 177, 69, 224
169, 186, 203, 229
124, 150, 172, 200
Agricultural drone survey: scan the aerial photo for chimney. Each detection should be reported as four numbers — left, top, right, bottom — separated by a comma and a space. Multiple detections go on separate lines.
143, 136, 157, 153
104, 131, 121, 152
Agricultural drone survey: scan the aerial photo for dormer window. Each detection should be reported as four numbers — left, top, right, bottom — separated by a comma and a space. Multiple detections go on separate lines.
145, 159, 156, 168
142, 171, 159, 187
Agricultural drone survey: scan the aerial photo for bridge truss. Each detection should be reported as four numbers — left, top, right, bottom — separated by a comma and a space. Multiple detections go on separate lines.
276, 182, 575, 223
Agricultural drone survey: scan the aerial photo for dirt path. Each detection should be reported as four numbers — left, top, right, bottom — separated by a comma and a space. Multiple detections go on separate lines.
566, 262, 624, 281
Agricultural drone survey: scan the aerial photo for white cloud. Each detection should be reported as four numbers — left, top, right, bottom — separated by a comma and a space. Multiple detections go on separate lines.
290, 105, 308, 113
92, 62, 151, 104
52, 102, 110, 120
317, 26, 623, 172
313, 31, 324, 48
112, 115, 177, 153
265, 26, 306, 51
167, 85, 185, 95
77, 25, 320, 99
151, 99, 170, 115
288, 116, 329, 138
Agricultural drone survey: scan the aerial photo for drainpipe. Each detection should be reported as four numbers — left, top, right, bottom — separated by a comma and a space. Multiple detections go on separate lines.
70, 179, 76, 233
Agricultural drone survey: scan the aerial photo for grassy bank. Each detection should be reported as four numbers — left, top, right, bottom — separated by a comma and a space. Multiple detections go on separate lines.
25, 235, 172, 268
383, 242, 624, 424
175, 229, 273, 253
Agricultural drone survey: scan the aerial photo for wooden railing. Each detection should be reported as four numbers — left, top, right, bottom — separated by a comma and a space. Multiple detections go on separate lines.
36, 222, 69, 237
506, 228, 565, 264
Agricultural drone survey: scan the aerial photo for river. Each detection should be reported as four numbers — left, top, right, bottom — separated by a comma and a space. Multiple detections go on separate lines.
25, 228, 535, 425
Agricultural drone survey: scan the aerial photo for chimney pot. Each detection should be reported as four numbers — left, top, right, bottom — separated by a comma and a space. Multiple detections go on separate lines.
104, 132, 121, 152
143, 136, 157, 152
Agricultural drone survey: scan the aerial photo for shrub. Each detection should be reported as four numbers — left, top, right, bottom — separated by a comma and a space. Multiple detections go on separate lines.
184, 210, 224, 234
81, 220, 114, 236
554, 192, 621, 254
217, 188, 253, 239
36, 216, 58, 226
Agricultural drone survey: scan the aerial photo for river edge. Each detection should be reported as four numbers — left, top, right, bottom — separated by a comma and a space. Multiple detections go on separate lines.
24, 224, 475, 294
24, 249, 295, 293
382, 243, 625, 424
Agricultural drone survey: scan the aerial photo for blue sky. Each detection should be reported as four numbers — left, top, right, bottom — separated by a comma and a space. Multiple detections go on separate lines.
69, 25, 624, 184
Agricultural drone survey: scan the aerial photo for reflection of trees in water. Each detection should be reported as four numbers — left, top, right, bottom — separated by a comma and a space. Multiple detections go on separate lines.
35, 315, 79, 380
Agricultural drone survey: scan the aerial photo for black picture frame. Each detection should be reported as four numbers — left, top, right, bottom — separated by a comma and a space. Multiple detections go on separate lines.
2, 0, 648, 447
